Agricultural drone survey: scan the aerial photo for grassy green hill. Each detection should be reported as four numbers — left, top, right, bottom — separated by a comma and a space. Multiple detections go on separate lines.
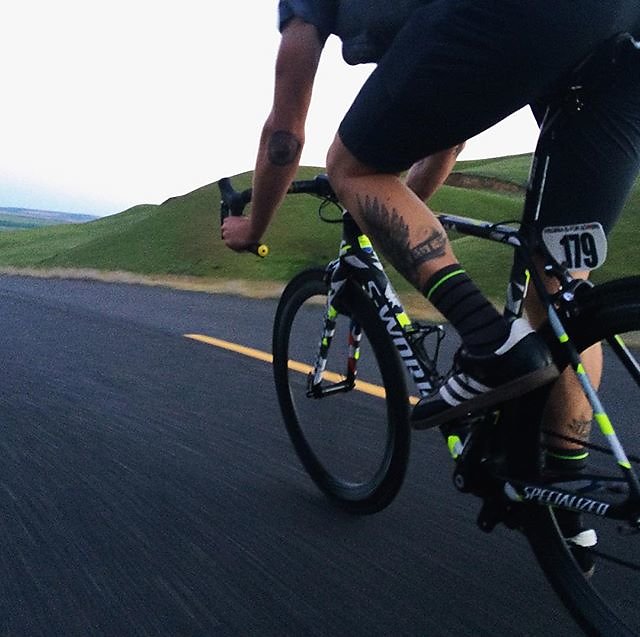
453, 153, 533, 186
0, 157, 637, 305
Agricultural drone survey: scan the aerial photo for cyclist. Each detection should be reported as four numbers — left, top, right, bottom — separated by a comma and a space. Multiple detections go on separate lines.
222, 3, 640, 435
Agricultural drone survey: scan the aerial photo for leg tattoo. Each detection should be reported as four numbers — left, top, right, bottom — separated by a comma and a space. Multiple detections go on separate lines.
356, 194, 446, 286
566, 417, 592, 444
411, 230, 447, 266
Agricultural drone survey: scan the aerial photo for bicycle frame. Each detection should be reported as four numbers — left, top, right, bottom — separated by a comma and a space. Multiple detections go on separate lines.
308, 204, 640, 528
313, 212, 444, 400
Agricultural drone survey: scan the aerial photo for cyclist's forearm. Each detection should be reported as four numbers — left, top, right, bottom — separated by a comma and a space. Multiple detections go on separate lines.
249, 124, 304, 240
247, 18, 319, 241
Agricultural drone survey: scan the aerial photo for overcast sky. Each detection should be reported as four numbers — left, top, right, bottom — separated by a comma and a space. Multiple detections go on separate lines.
1, 1, 539, 217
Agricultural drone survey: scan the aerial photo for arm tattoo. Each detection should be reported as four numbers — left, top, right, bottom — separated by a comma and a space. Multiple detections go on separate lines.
356, 194, 446, 286
267, 130, 301, 166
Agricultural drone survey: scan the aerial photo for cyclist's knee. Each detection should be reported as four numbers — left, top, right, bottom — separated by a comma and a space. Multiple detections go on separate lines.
326, 134, 373, 199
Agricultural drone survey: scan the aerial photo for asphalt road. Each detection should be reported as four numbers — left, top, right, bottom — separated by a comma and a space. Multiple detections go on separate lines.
0, 275, 592, 636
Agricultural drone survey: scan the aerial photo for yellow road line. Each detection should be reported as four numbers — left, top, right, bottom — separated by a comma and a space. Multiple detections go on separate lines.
184, 333, 418, 404
185, 334, 273, 363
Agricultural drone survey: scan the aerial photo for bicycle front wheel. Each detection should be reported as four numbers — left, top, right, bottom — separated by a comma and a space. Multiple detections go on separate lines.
272, 268, 411, 514
525, 276, 640, 637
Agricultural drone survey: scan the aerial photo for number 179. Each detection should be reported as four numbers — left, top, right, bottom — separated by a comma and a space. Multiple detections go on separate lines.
559, 232, 599, 269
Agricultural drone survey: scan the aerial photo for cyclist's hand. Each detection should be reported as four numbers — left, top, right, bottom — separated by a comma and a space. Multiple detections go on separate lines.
221, 215, 260, 252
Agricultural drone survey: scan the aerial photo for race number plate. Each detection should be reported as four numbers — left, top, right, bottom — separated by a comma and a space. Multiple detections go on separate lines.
541, 222, 608, 272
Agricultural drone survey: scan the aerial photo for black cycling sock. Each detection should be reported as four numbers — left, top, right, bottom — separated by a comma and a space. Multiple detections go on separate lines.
545, 446, 589, 474
423, 264, 509, 356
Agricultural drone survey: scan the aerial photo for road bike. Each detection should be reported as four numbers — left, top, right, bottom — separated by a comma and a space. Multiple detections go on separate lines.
219, 34, 640, 637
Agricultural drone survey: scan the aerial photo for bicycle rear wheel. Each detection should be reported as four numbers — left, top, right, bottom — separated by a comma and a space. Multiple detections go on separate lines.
272, 267, 411, 514
524, 277, 640, 636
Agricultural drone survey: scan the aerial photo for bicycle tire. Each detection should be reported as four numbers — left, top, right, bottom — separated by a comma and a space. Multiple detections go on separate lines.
524, 276, 640, 637
272, 267, 411, 514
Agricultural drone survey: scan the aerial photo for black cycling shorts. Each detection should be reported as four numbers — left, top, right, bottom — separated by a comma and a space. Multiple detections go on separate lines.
338, 0, 640, 230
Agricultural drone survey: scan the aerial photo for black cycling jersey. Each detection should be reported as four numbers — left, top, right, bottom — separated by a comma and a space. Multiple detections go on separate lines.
278, 0, 432, 64
277, 0, 640, 232
278, 0, 336, 45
